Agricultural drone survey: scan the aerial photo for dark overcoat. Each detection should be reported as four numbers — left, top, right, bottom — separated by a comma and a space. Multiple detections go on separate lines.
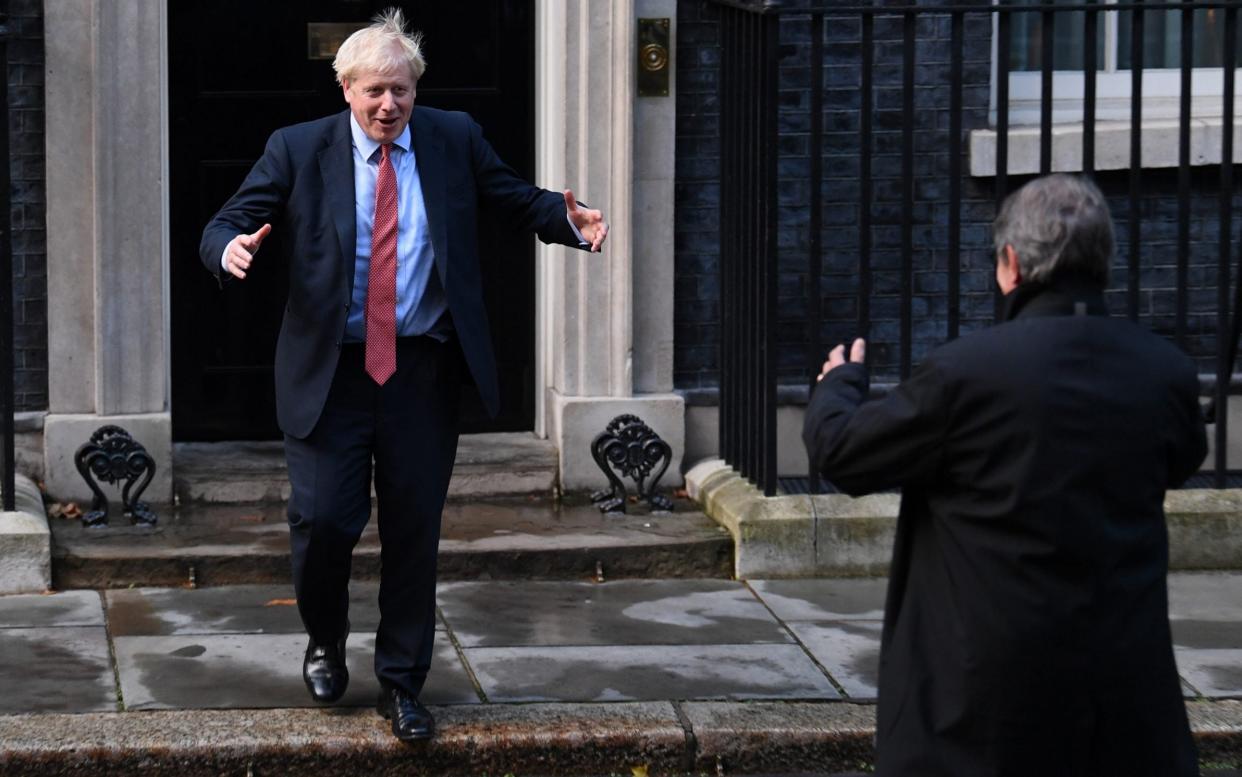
803, 279, 1207, 777
199, 107, 580, 439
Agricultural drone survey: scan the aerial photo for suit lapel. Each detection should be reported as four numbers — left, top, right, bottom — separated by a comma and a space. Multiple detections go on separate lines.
318, 111, 358, 296
412, 109, 449, 285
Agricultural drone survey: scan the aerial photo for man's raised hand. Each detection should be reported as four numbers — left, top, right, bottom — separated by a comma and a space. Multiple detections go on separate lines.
224, 223, 272, 279
563, 189, 608, 252
818, 338, 867, 382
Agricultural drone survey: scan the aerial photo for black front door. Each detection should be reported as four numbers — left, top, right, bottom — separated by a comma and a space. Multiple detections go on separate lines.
170, 1, 536, 440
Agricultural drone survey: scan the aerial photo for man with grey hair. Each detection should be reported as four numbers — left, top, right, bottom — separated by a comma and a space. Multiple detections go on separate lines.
201, 8, 606, 742
803, 174, 1205, 775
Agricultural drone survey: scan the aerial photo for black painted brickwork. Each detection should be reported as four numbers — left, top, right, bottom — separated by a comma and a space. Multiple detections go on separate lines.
5, 0, 46, 412
674, 1, 1242, 391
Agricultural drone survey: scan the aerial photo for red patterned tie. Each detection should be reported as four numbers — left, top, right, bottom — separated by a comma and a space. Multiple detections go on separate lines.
366, 143, 398, 385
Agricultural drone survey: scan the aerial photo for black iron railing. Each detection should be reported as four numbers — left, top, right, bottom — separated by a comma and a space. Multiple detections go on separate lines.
0, 5, 13, 512
719, 8, 781, 498
711, 0, 1242, 495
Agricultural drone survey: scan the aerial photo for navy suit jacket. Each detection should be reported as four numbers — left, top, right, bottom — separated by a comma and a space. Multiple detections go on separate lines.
200, 107, 582, 439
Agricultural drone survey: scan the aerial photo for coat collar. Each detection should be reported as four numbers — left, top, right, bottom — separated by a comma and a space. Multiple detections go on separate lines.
1002, 276, 1109, 322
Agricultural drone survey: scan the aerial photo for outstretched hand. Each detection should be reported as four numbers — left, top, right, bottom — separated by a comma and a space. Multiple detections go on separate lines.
564, 189, 608, 252
224, 223, 272, 279
818, 338, 866, 382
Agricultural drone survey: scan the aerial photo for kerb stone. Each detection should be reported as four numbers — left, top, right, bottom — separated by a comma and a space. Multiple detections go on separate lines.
0, 474, 51, 594
1166, 490, 1242, 570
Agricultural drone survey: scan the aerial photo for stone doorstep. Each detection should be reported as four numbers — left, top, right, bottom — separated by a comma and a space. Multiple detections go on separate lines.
0, 474, 51, 594
685, 459, 1242, 579
49, 536, 735, 590
0, 700, 1237, 776
173, 432, 559, 504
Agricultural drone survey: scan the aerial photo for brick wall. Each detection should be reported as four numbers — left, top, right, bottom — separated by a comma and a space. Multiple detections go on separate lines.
674, 1, 1241, 391
5, 0, 46, 412
674, 0, 722, 390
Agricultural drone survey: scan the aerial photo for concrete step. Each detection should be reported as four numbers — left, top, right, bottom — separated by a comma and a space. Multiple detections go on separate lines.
173, 432, 560, 504
48, 497, 733, 589
0, 702, 1238, 776
0, 703, 871, 776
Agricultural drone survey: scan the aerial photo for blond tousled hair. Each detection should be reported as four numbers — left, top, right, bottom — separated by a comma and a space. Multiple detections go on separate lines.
333, 7, 426, 85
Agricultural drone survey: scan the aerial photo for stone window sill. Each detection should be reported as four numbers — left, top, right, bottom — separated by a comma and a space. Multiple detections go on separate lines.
969, 117, 1242, 177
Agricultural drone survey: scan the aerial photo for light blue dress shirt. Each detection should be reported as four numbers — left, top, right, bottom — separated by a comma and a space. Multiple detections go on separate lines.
221, 114, 591, 338
343, 114, 445, 342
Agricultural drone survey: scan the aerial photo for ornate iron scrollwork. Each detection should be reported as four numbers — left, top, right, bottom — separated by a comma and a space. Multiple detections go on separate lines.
73, 425, 157, 527
590, 414, 673, 514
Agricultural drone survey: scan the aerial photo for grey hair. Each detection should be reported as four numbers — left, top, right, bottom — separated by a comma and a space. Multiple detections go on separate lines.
333, 7, 426, 86
992, 173, 1113, 287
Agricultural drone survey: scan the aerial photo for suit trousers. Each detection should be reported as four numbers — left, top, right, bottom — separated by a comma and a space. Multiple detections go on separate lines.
284, 335, 461, 697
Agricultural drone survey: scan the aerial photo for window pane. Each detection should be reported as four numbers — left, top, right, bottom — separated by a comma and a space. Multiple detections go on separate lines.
1193, 7, 1242, 68
1008, 2, 1105, 72
1118, 8, 1242, 69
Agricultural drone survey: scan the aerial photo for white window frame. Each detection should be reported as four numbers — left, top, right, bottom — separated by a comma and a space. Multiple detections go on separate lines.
972, 1, 1242, 175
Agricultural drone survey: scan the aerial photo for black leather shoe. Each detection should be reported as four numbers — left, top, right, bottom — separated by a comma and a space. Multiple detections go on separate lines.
302, 622, 349, 703
377, 687, 435, 742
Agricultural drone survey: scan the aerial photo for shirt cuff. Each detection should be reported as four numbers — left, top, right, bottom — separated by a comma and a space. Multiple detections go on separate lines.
566, 212, 589, 246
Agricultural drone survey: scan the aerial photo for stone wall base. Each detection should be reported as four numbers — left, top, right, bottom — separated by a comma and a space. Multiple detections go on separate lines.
686, 458, 1242, 578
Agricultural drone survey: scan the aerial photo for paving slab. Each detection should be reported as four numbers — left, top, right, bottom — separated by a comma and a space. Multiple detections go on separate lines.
0, 589, 103, 627
748, 579, 887, 621
1171, 572, 1242, 620
785, 621, 883, 700
464, 643, 840, 703
1178, 649, 1242, 698
114, 633, 478, 709
680, 701, 877, 774
0, 626, 116, 714
1173, 619, 1242, 650
437, 579, 790, 647
105, 583, 383, 636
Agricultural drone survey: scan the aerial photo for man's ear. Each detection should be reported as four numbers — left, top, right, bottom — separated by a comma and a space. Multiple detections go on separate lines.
1004, 245, 1023, 283
997, 244, 1023, 293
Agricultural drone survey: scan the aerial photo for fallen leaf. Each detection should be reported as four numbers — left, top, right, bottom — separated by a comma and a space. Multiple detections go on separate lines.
265, 599, 297, 607
631, 766, 649, 777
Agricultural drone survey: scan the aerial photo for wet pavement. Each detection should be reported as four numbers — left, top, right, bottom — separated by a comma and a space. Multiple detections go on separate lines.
1, 574, 1241, 775
2, 572, 1240, 715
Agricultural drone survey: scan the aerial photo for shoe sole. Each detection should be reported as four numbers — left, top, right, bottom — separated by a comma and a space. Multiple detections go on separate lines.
306, 683, 348, 704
